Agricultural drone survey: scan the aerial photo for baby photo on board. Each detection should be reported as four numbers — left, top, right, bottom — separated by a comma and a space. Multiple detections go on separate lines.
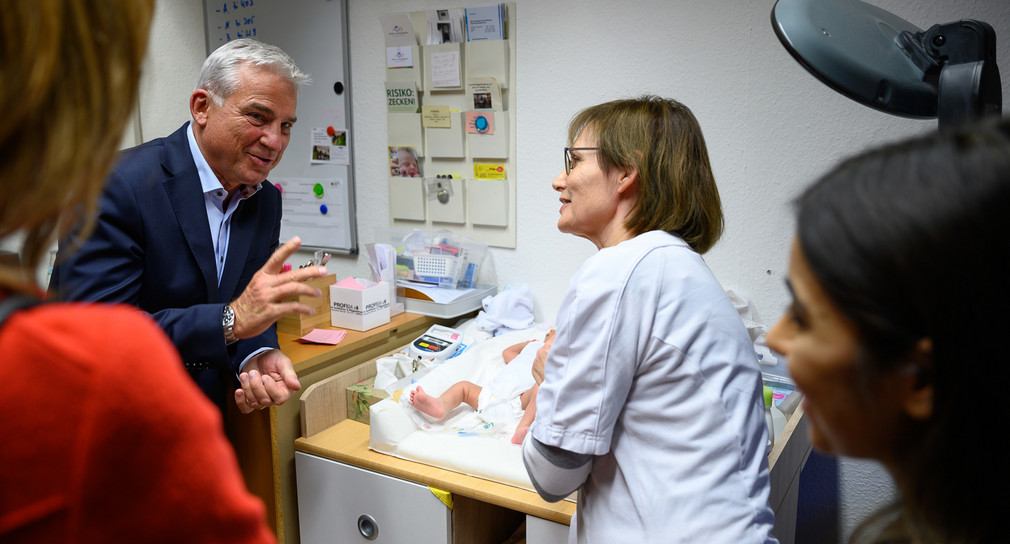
389, 146, 422, 177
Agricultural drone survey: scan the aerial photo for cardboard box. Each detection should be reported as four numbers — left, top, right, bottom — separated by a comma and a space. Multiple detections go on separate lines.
330, 280, 391, 331
277, 274, 336, 335
346, 377, 389, 424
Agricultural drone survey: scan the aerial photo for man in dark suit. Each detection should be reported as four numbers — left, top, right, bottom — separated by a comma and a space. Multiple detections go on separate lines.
50, 39, 328, 414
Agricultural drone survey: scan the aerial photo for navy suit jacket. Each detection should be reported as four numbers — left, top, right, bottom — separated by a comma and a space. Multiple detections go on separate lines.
50, 124, 281, 408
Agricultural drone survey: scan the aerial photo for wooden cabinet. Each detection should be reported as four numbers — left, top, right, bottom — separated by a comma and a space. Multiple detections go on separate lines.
296, 451, 571, 544
296, 453, 451, 543
227, 313, 461, 544
295, 421, 573, 544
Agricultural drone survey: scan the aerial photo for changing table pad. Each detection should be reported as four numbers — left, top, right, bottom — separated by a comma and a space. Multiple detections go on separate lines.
369, 326, 553, 493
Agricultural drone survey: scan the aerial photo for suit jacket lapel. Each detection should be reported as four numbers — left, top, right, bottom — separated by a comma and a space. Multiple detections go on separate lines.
162, 125, 219, 301
219, 196, 256, 299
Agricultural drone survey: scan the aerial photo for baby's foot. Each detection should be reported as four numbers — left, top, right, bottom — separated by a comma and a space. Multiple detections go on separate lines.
511, 425, 530, 445
410, 386, 446, 419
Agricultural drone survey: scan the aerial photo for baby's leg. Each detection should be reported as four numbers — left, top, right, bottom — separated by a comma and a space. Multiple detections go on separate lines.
410, 382, 481, 420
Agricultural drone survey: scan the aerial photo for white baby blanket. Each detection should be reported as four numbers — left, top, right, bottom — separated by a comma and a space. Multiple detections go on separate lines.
370, 325, 551, 492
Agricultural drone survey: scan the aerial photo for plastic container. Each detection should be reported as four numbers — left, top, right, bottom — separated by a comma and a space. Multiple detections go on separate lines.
764, 386, 775, 449
763, 385, 788, 447
381, 228, 488, 289
414, 254, 462, 287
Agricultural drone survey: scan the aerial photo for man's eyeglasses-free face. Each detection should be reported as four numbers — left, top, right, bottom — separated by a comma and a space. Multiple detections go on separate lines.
564, 147, 599, 175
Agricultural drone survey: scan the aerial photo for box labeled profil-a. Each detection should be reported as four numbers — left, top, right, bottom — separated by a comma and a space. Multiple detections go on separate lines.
329, 280, 390, 331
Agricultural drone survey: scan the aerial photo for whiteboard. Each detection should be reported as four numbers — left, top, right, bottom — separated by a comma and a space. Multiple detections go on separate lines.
204, 0, 358, 254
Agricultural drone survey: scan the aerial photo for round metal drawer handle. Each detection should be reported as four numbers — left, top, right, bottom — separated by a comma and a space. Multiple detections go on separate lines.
357, 514, 378, 540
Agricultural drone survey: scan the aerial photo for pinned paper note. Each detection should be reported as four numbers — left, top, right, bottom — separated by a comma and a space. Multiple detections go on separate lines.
473, 162, 506, 179
465, 4, 506, 41
386, 82, 419, 113
310, 127, 349, 165
466, 77, 502, 111
422, 105, 452, 128
387, 46, 414, 69
380, 14, 416, 47
424, 8, 464, 44
466, 112, 494, 134
430, 51, 461, 88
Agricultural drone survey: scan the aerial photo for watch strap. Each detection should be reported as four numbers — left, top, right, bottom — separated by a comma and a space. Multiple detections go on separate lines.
222, 304, 237, 344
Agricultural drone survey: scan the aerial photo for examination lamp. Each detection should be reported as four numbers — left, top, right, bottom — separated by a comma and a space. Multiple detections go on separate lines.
771, 0, 1002, 128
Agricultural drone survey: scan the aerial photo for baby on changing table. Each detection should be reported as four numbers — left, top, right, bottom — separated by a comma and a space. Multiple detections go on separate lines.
410, 329, 554, 444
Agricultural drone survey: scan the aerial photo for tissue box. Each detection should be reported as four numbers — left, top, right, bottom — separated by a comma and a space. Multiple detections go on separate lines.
346, 377, 388, 424
330, 280, 391, 331
277, 274, 336, 335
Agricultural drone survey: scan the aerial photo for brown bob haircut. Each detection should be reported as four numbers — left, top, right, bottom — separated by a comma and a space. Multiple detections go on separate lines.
0, 0, 154, 291
567, 95, 723, 254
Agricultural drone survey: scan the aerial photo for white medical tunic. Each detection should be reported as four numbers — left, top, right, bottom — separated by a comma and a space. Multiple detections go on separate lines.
529, 231, 776, 543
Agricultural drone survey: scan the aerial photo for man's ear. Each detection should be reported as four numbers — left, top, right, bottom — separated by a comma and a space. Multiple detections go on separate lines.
190, 89, 211, 127
901, 338, 934, 421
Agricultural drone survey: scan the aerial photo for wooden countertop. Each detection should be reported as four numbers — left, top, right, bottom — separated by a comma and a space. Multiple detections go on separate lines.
280, 312, 437, 374
295, 420, 576, 525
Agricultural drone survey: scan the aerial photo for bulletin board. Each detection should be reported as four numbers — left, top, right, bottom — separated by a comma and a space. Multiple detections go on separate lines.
204, 0, 358, 254
381, 4, 517, 248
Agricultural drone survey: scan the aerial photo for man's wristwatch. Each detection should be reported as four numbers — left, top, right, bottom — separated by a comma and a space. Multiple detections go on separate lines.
222, 304, 238, 344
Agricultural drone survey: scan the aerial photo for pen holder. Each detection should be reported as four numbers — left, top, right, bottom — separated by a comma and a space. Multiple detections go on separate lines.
277, 274, 337, 336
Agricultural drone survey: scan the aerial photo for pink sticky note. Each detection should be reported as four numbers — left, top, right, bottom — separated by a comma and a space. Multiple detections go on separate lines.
334, 276, 367, 289
299, 328, 348, 345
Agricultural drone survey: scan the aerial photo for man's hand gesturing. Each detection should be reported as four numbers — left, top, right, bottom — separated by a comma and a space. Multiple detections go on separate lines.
231, 236, 328, 340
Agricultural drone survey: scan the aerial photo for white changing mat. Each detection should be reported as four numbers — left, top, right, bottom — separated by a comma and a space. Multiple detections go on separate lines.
369, 326, 550, 492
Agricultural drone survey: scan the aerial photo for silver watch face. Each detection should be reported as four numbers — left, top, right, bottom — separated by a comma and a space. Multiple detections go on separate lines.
223, 304, 235, 326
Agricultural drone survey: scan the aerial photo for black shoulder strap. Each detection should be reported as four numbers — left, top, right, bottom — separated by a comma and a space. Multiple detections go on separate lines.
0, 294, 41, 328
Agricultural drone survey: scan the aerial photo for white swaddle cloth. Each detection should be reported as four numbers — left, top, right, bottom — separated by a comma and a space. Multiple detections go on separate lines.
396, 329, 546, 437
475, 340, 541, 425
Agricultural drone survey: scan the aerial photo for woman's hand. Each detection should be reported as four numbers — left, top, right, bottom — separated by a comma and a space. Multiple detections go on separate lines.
532, 330, 555, 384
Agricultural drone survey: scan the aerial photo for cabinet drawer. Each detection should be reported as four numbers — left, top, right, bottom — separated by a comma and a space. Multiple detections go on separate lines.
527, 514, 569, 544
296, 452, 451, 543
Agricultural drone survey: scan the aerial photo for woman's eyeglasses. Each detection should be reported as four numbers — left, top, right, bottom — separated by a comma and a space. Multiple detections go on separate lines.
564, 147, 599, 175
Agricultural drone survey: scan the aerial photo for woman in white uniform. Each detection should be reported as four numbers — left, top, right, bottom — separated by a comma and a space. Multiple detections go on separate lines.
522, 96, 776, 543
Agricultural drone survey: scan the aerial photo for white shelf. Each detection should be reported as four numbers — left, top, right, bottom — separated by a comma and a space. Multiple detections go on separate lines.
401, 283, 496, 318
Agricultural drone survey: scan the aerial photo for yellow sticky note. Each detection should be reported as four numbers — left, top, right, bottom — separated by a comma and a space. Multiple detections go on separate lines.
473, 163, 506, 179
421, 105, 452, 128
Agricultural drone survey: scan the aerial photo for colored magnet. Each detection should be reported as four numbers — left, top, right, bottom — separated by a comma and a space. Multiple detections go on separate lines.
326, 126, 335, 137
320, 204, 328, 215
313, 183, 324, 197
474, 115, 489, 133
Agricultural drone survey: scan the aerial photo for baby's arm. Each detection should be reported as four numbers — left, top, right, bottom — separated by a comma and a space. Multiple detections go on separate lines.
502, 340, 534, 363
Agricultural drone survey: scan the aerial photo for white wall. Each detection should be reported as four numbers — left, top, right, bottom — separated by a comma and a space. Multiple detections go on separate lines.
137, 0, 206, 141
130, 0, 1010, 541
0, 0, 206, 283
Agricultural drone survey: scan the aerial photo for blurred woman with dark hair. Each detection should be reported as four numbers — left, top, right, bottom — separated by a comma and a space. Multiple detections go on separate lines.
767, 119, 1010, 543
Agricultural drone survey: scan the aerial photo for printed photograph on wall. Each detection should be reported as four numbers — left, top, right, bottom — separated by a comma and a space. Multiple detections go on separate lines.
310, 126, 350, 165
389, 146, 422, 177
312, 145, 330, 161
